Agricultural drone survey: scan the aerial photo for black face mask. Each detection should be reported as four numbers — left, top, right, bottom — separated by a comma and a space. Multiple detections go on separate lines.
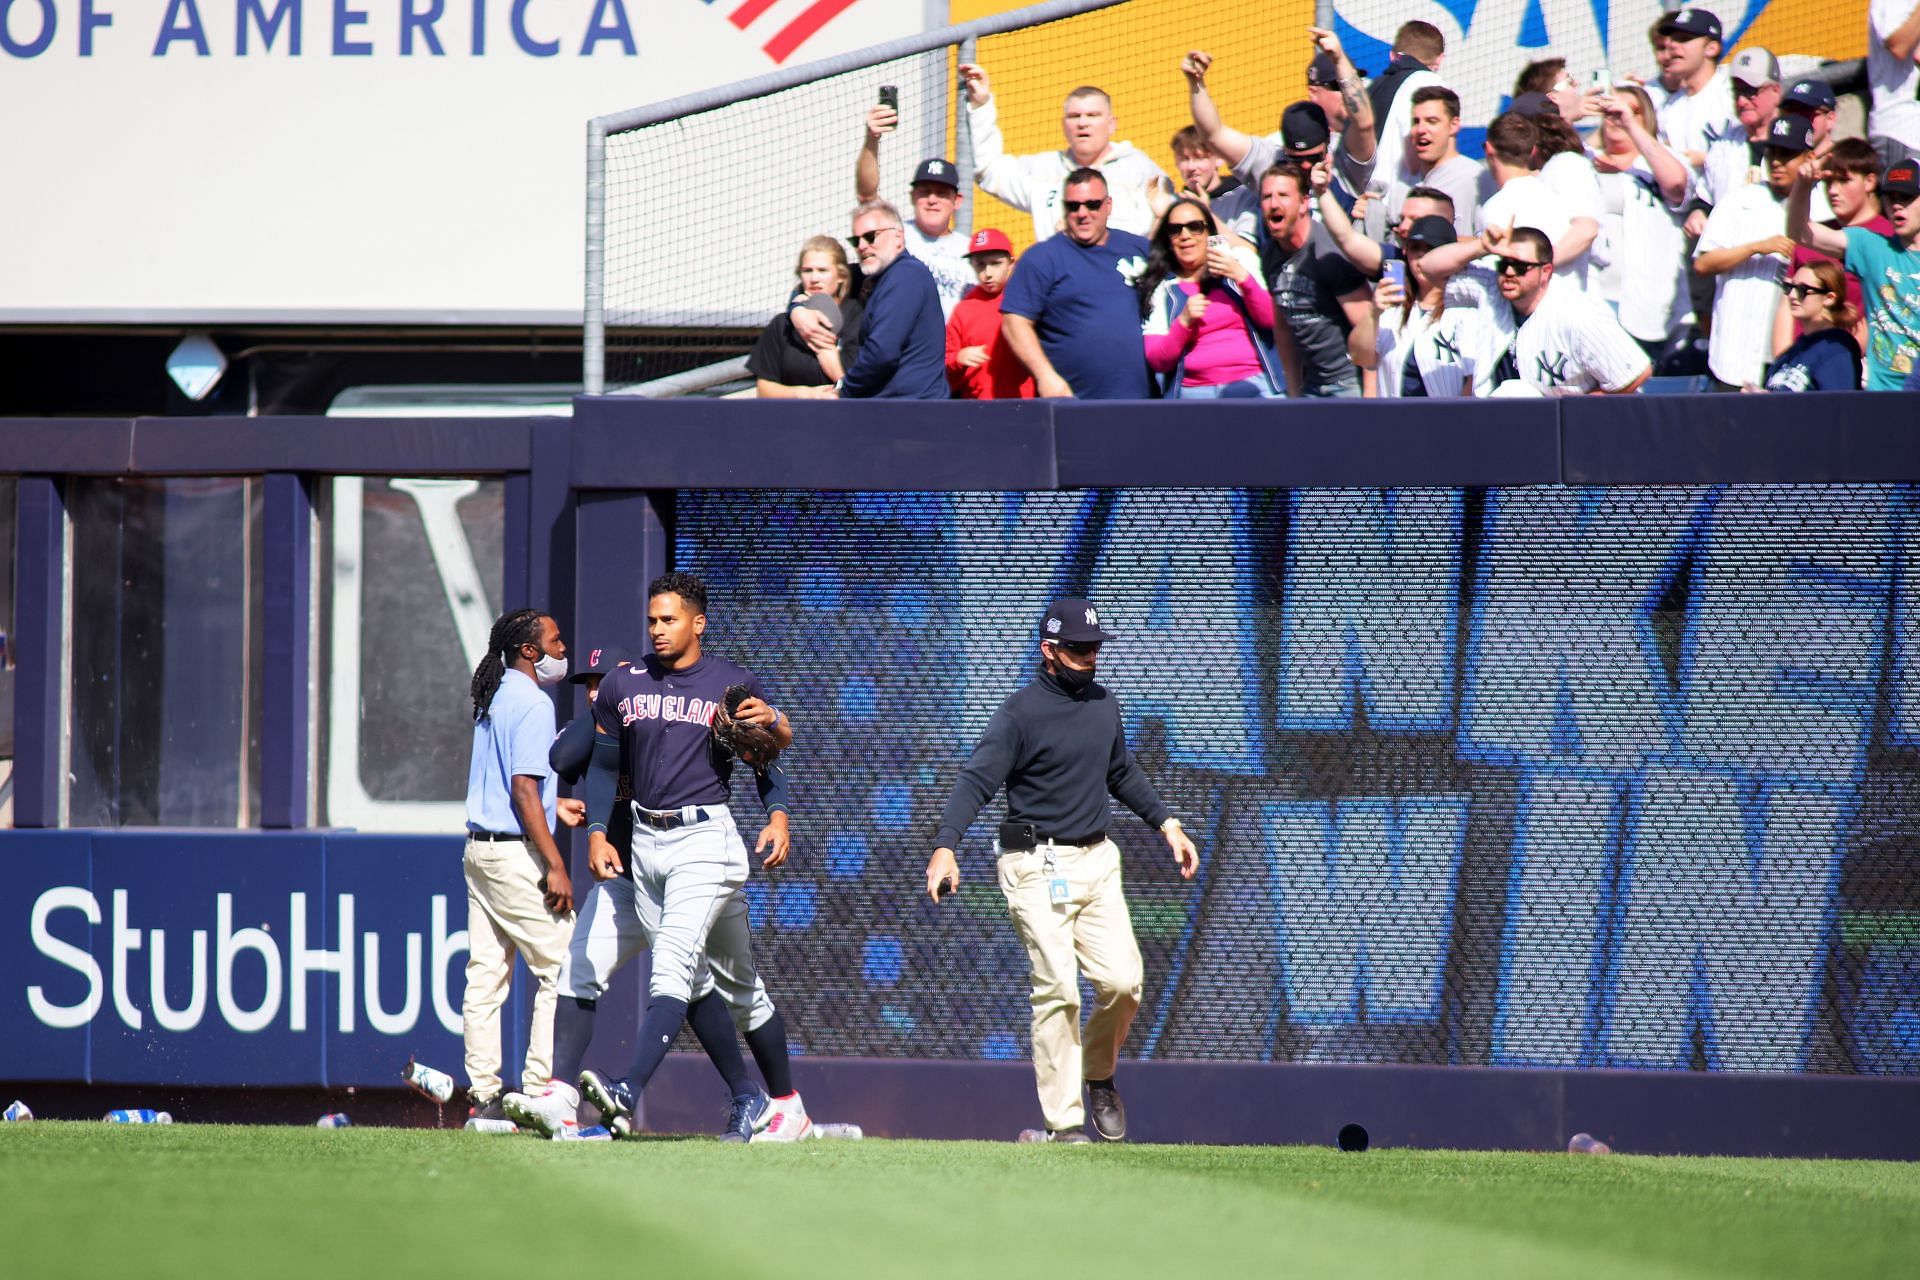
1052, 659, 1096, 692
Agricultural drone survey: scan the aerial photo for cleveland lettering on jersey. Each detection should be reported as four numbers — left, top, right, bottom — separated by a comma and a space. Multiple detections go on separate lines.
616, 693, 719, 728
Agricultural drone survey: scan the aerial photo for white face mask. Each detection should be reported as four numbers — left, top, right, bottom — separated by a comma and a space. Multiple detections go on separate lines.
532, 651, 569, 686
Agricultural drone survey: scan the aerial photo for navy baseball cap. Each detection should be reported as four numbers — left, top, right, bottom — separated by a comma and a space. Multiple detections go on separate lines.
570, 645, 628, 683
1405, 214, 1458, 249
1658, 7, 1723, 41
1307, 51, 1342, 87
912, 158, 960, 189
1765, 115, 1815, 155
1281, 102, 1331, 153
1782, 78, 1837, 112
1041, 598, 1115, 644
1509, 92, 1560, 119
1883, 161, 1920, 199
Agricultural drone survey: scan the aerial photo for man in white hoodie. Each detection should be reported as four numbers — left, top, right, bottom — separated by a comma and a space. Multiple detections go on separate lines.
960, 62, 1169, 240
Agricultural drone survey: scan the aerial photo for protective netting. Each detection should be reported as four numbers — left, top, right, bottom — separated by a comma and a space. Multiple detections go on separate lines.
676, 485, 1920, 1073
595, 0, 1865, 390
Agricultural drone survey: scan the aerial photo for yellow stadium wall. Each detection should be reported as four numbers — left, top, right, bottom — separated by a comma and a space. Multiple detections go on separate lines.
948, 0, 1868, 254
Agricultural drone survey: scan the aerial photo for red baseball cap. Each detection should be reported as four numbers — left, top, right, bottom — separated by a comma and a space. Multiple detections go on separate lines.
968, 228, 1014, 256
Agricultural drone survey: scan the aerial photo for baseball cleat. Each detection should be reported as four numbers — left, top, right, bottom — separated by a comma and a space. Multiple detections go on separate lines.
1087, 1080, 1126, 1141
466, 1093, 508, 1124
721, 1090, 771, 1143
578, 1070, 636, 1139
502, 1081, 579, 1139
752, 1091, 813, 1142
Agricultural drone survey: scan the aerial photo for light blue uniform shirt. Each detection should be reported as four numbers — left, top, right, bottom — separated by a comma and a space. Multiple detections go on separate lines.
465, 668, 557, 835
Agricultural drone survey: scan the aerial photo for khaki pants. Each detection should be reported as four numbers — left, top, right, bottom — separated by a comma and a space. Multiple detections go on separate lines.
462, 836, 574, 1100
998, 839, 1144, 1132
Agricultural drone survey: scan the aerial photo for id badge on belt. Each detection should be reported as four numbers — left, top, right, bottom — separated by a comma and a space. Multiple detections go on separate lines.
1044, 848, 1069, 905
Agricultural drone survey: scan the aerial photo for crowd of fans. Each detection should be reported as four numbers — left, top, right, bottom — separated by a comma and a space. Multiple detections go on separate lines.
746, 8, 1920, 400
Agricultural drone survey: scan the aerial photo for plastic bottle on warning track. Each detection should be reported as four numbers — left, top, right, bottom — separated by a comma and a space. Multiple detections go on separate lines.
4, 1101, 31, 1123
812, 1123, 863, 1140
403, 1059, 455, 1104
104, 1110, 172, 1124
316, 1114, 353, 1129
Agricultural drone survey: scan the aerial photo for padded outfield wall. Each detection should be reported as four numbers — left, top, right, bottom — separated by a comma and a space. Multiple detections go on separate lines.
2, 397, 1917, 1152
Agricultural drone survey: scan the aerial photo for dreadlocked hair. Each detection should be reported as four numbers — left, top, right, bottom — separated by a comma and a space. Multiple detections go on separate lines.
472, 607, 547, 721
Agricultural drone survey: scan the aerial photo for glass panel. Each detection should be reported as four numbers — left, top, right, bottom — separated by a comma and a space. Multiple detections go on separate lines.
318, 477, 504, 831
67, 477, 264, 827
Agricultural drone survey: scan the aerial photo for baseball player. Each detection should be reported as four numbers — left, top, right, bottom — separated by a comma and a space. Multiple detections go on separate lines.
519, 573, 812, 1142
925, 598, 1198, 1142
507, 642, 798, 1141
461, 608, 575, 1124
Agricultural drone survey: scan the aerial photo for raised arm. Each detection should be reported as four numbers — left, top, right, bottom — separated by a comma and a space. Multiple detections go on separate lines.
1310, 27, 1375, 164
856, 104, 894, 201
1313, 160, 1384, 274
1607, 97, 1689, 204
1787, 164, 1848, 258
1181, 50, 1254, 169
961, 63, 1032, 211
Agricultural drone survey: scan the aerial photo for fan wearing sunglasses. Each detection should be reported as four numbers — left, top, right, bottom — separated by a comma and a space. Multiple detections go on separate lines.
836, 200, 950, 400
1763, 262, 1863, 390
1496, 225, 1652, 394
999, 169, 1155, 399
1136, 198, 1282, 398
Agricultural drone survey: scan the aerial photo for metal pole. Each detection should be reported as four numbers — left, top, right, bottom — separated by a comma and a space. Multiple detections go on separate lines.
955, 34, 977, 238
583, 119, 607, 396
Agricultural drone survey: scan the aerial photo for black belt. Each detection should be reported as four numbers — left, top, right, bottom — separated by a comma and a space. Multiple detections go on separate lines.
467, 829, 525, 842
1003, 830, 1106, 853
632, 804, 712, 831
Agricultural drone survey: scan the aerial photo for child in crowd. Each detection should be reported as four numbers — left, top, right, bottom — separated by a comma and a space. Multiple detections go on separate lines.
945, 228, 1036, 399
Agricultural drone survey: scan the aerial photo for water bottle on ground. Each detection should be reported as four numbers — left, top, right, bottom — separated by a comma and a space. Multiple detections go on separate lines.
104, 1110, 172, 1124
464, 1118, 520, 1135
4, 1101, 31, 1122
1568, 1132, 1612, 1155
403, 1058, 455, 1104
812, 1123, 863, 1140
316, 1114, 352, 1129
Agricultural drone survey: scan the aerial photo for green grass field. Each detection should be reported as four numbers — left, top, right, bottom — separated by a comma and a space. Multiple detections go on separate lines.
4, 1124, 1916, 1279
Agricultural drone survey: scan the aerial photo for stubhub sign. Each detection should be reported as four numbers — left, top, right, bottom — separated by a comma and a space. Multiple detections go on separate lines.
0, 832, 504, 1087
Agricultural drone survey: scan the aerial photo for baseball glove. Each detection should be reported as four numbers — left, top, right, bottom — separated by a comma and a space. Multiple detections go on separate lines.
710, 684, 781, 767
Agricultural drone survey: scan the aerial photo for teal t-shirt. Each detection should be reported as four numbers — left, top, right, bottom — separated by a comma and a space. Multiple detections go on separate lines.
1842, 226, 1920, 390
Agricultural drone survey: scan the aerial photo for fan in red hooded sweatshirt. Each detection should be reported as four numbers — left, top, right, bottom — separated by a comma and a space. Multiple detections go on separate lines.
946, 228, 1037, 399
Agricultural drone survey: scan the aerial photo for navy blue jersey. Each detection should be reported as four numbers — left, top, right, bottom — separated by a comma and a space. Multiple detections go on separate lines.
590, 653, 769, 810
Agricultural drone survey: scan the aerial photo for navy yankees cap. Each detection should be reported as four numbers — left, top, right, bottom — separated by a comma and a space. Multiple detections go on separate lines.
913, 158, 960, 190
1765, 115, 1815, 155
1281, 102, 1330, 153
1307, 51, 1347, 87
570, 645, 628, 683
1042, 598, 1115, 644
1782, 78, 1837, 112
1658, 7, 1723, 42
1509, 92, 1559, 119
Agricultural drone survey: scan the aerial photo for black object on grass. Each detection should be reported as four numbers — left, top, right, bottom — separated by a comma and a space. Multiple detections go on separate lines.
1338, 1123, 1369, 1152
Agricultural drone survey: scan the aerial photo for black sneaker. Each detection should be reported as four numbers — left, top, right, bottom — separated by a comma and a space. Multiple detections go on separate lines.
467, 1094, 507, 1123
1087, 1080, 1126, 1141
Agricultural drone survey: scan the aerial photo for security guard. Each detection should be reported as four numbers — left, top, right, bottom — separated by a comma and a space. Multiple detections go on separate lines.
926, 597, 1198, 1142
462, 607, 575, 1121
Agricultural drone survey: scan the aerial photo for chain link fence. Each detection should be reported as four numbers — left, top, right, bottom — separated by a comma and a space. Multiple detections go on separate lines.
674, 484, 1920, 1074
